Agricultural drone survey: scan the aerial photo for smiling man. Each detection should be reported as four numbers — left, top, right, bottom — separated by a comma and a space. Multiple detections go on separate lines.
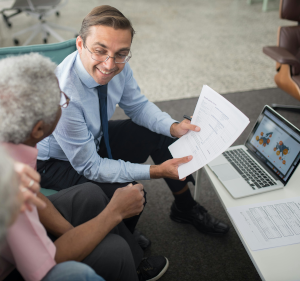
37, 5, 229, 239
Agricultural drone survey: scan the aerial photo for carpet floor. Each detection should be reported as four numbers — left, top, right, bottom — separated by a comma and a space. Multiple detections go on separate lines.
111, 87, 300, 281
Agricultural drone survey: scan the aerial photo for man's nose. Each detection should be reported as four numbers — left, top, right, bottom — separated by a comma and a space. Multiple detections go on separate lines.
103, 56, 116, 69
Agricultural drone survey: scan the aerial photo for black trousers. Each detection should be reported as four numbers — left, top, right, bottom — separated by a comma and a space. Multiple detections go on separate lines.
5, 183, 143, 281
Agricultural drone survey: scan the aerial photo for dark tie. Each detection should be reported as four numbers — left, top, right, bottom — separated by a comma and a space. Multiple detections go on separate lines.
96, 84, 113, 159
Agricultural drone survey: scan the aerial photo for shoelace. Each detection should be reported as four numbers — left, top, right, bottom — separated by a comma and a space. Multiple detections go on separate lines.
194, 204, 213, 224
195, 204, 208, 214
137, 258, 154, 280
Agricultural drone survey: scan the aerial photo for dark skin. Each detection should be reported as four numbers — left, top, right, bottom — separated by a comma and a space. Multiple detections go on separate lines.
23, 105, 145, 263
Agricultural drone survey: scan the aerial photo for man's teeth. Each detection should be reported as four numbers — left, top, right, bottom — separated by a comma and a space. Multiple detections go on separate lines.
99, 69, 112, 75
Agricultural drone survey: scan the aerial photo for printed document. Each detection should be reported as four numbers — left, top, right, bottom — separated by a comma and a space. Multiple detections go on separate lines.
168, 85, 250, 179
228, 197, 300, 250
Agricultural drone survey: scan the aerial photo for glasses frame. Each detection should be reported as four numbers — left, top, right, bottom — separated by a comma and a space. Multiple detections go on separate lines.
60, 91, 70, 108
85, 45, 132, 64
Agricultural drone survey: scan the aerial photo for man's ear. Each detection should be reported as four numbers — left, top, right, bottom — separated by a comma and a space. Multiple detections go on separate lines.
31, 120, 45, 141
76, 36, 83, 55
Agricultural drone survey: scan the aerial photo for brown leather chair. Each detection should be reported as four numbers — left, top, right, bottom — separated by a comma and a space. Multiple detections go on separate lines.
263, 0, 300, 112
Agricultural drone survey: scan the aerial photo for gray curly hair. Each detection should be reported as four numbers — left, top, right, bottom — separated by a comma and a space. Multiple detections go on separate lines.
0, 147, 20, 246
0, 53, 59, 144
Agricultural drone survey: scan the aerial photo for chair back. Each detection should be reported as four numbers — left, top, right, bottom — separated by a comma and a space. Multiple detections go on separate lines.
277, 0, 300, 75
280, 0, 300, 22
0, 38, 76, 65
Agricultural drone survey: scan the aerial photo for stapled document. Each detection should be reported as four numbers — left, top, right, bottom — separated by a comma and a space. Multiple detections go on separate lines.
168, 85, 250, 179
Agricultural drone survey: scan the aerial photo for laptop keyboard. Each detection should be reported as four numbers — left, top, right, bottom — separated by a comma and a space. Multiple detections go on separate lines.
223, 148, 277, 190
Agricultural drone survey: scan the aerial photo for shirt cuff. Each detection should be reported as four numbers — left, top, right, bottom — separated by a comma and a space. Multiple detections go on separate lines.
160, 118, 178, 138
133, 164, 151, 181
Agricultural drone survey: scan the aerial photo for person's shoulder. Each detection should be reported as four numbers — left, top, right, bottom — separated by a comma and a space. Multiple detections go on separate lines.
56, 51, 81, 101
55, 51, 78, 82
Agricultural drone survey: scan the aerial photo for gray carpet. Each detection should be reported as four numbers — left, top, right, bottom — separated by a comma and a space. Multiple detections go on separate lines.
111, 88, 300, 281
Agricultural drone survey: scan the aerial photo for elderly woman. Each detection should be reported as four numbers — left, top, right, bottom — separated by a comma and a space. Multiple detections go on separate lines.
0, 53, 166, 281
0, 147, 104, 281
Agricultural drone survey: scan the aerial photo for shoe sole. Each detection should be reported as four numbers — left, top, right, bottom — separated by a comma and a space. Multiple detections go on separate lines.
146, 257, 169, 281
170, 214, 229, 236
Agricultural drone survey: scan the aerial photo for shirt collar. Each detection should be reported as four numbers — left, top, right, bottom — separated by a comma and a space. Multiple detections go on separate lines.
74, 53, 100, 89
1, 143, 38, 169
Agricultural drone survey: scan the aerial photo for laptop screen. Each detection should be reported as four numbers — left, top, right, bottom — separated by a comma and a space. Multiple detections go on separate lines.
246, 106, 300, 184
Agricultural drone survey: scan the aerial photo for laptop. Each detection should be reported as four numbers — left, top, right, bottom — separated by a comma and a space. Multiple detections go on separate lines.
207, 105, 300, 199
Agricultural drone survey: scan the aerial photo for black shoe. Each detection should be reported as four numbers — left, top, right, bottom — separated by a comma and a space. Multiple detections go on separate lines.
133, 229, 151, 250
170, 201, 230, 235
137, 256, 169, 281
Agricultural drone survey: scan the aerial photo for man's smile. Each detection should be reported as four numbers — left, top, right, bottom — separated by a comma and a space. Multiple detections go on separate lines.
96, 67, 115, 75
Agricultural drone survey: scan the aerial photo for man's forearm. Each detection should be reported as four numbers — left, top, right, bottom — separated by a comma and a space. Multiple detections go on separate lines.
54, 205, 122, 263
37, 192, 74, 237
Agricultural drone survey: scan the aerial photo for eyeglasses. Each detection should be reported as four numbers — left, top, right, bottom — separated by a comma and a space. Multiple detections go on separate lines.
60, 91, 70, 108
85, 45, 132, 64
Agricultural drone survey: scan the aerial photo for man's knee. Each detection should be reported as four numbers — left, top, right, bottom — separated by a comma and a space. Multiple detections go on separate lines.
74, 182, 109, 208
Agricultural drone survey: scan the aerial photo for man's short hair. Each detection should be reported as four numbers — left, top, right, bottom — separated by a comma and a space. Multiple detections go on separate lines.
79, 5, 136, 45
0, 147, 19, 246
0, 53, 59, 144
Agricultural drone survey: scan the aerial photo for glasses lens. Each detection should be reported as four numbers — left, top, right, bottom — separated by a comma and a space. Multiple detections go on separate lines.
91, 51, 131, 63
60, 92, 67, 108
91, 53, 108, 62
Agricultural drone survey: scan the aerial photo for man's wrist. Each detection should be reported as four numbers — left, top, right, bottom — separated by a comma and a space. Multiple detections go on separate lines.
150, 165, 162, 179
170, 122, 179, 138
105, 203, 124, 224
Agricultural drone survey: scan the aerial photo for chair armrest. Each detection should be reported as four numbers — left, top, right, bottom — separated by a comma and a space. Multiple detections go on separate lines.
263, 46, 300, 74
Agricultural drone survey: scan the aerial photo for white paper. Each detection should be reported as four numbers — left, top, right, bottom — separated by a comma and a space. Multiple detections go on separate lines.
168, 85, 250, 179
228, 197, 300, 251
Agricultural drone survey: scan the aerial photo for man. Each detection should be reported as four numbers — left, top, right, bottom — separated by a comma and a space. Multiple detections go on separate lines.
37, 5, 229, 235
0, 53, 167, 281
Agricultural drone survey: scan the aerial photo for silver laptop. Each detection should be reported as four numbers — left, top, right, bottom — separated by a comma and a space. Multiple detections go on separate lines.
208, 105, 300, 199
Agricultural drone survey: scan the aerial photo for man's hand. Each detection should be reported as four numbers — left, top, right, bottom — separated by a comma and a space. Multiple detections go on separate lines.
170, 118, 200, 138
150, 156, 193, 181
107, 183, 145, 220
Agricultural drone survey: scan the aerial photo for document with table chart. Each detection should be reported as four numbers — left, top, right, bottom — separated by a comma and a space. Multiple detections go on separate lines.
228, 197, 300, 251
168, 85, 250, 179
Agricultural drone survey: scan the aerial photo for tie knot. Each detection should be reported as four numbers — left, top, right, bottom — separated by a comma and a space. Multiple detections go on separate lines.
96, 84, 107, 99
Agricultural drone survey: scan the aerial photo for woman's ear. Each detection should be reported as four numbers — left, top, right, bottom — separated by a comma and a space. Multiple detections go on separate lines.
31, 120, 45, 141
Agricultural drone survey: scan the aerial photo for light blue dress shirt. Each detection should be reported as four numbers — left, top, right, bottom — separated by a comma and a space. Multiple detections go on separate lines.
37, 51, 177, 183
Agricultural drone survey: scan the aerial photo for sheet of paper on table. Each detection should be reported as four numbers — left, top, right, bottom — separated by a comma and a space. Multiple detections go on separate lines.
227, 197, 300, 251
168, 85, 250, 179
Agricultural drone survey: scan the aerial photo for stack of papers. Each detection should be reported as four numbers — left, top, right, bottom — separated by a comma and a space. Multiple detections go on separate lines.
169, 85, 250, 179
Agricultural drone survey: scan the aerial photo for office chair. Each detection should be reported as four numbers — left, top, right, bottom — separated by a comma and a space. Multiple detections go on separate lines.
263, 0, 300, 112
0, 3, 22, 28
0, 38, 76, 195
3, 0, 78, 46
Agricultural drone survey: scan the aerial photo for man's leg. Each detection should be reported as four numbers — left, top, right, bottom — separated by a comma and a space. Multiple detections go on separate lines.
48, 183, 143, 280
99, 119, 229, 235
